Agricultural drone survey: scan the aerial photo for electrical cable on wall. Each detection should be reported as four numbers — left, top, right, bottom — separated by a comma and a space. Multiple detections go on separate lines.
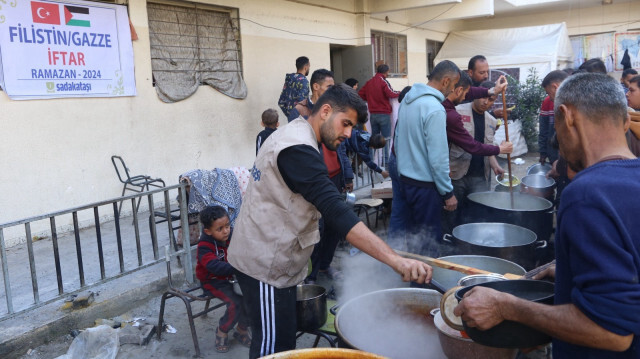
238, 3, 456, 41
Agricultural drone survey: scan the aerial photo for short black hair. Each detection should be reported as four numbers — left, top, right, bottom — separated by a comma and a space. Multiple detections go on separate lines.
468, 55, 487, 71
369, 134, 386, 149
630, 75, 640, 87
312, 83, 368, 124
455, 71, 472, 90
200, 206, 229, 229
428, 60, 460, 81
310, 69, 334, 88
344, 78, 358, 88
376, 64, 390, 74
578, 58, 607, 74
261, 108, 279, 127
623, 68, 639, 78
398, 86, 412, 103
479, 80, 494, 89
296, 56, 310, 71
542, 70, 569, 88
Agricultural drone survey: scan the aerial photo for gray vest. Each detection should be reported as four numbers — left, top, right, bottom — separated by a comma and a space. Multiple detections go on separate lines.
228, 118, 321, 288
449, 103, 498, 181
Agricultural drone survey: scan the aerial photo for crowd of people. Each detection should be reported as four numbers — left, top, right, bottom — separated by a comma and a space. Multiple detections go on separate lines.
192, 54, 639, 358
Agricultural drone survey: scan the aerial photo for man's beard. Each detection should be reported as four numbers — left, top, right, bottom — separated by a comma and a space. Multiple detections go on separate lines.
320, 115, 341, 151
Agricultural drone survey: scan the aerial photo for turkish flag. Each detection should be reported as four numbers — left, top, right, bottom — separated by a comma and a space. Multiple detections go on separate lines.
31, 1, 60, 25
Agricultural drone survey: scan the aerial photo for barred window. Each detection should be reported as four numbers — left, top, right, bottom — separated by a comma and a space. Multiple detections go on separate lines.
147, 2, 246, 103
371, 31, 407, 77
426, 39, 443, 75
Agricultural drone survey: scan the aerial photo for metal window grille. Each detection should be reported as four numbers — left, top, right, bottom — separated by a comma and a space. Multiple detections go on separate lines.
147, 2, 247, 101
371, 31, 408, 76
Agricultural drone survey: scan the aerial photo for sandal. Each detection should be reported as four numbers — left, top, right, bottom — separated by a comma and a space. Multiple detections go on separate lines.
233, 331, 252, 348
215, 328, 230, 353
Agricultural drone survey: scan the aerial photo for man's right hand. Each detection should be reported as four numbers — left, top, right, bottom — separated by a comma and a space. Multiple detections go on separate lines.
381, 170, 390, 178
444, 195, 457, 211
391, 257, 432, 284
498, 141, 513, 154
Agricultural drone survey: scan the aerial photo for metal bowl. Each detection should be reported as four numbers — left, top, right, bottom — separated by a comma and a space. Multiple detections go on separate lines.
431, 255, 525, 291
526, 163, 552, 176
455, 280, 554, 348
457, 274, 507, 287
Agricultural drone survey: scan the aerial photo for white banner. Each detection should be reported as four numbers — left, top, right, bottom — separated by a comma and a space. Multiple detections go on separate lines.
0, 0, 136, 100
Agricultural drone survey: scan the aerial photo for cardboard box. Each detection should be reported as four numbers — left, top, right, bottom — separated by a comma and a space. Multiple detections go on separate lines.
371, 181, 393, 199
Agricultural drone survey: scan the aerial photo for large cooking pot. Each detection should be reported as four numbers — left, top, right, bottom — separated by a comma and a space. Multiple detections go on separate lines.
444, 223, 546, 270
296, 284, 327, 332
455, 280, 554, 348
520, 174, 555, 201
334, 288, 447, 359
430, 255, 526, 291
465, 191, 554, 246
433, 309, 518, 359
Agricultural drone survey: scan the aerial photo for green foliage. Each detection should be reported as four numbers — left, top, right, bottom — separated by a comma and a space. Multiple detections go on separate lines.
506, 68, 547, 152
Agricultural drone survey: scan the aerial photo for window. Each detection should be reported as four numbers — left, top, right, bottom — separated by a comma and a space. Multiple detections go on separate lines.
371, 31, 407, 77
426, 39, 443, 75
147, 2, 246, 102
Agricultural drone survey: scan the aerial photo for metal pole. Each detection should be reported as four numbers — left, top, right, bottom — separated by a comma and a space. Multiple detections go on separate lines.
0, 229, 14, 314
24, 223, 40, 304
179, 185, 194, 284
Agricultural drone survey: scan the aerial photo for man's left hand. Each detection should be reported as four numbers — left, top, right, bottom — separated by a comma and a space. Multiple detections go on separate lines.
345, 183, 354, 192
493, 166, 505, 176
454, 286, 510, 330
392, 257, 432, 284
381, 170, 390, 178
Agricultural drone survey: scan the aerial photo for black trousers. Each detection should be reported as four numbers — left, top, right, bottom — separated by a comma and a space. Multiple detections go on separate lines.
308, 174, 343, 280
235, 270, 297, 359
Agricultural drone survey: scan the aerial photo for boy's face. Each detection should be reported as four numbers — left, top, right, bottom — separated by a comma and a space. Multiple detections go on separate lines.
203, 216, 231, 242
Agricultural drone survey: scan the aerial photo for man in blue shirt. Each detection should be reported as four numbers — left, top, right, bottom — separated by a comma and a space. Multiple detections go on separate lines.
392, 60, 460, 256
454, 73, 640, 358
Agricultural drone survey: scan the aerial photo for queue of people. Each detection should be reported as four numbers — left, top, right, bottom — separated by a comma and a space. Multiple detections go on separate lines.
195, 54, 639, 359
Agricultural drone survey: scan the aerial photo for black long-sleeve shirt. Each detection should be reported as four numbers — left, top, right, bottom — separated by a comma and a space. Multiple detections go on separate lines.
277, 144, 361, 237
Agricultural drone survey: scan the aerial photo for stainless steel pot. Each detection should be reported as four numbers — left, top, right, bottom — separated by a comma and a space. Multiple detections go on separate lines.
430, 255, 525, 291
433, 309, 518, 359
527, 163, 552, 176
465, 191, 554, 247
296, 284, 327, 332
520, 174, 556, 201
444, 223, 546, 270
334, 288, 447, 359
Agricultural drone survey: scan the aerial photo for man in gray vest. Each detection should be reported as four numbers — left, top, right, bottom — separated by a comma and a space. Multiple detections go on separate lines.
229, 84, 432, 359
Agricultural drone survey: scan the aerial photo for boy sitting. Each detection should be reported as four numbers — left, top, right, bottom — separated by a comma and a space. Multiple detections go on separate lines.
344, 129, 390, 178
196, 206, 251, 353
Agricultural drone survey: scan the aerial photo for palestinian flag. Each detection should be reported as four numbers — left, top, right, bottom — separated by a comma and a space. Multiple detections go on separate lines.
64, 5, 90, 27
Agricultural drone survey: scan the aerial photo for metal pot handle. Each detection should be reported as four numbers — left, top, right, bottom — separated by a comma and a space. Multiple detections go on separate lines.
547, 209, 557, 214
442, 233, 453, 243
535, 240, 548, 249
329, 303, 340, 315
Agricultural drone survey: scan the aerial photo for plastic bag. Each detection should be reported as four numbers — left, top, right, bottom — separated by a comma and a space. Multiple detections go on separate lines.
494, 119, 528, 158
55, 325, 119, 359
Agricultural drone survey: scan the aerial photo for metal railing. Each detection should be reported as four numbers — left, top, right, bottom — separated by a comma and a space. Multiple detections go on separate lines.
351, 140, 390, 190
0, 183, 193, 321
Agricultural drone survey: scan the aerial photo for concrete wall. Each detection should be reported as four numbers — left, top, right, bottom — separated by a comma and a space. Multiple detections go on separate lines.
0, 0, 453, 245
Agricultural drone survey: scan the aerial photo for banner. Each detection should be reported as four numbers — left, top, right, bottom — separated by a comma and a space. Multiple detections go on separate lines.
0, 0, 136, 100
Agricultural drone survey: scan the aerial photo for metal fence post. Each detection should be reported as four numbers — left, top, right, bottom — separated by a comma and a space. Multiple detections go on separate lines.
179, 184, 194, 284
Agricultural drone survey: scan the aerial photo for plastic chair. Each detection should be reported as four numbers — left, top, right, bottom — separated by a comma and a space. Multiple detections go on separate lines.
111, 155, 165, 217
157, 247, 224, 358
